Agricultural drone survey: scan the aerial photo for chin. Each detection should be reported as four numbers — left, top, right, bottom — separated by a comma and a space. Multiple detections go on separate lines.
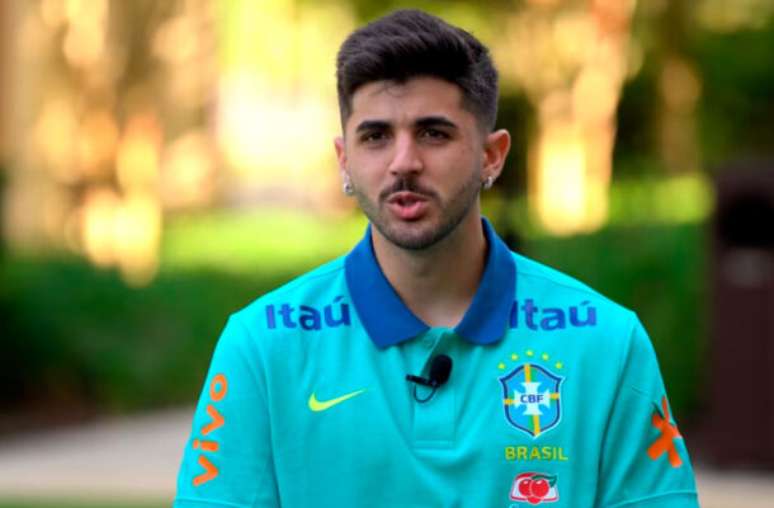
380, 219, 450, 251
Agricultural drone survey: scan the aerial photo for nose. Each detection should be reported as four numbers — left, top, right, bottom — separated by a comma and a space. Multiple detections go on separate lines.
388, 133, 423, 176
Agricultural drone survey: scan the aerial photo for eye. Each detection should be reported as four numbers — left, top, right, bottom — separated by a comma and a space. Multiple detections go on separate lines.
419, 128, 450, 141
359, 130, 389, 144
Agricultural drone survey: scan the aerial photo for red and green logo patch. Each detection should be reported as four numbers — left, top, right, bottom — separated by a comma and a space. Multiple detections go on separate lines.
509, 472, 559, 505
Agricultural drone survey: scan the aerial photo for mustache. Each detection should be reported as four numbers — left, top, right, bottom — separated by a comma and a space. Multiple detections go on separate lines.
378, 177, 437, 201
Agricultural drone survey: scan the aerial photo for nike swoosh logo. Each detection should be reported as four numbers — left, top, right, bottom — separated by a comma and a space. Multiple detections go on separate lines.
308, 389, 366, 412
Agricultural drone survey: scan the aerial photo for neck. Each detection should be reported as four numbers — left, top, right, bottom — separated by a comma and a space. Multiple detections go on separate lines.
371, 212, 488, 328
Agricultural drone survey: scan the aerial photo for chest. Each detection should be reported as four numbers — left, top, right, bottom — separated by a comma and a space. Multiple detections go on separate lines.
262, 330, 614, 505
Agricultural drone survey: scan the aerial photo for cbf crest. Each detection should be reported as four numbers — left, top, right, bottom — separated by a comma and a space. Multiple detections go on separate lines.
498, 351, 565, 438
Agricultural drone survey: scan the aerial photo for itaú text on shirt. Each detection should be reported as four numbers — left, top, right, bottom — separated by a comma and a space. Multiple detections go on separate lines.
263, 297, 597, 332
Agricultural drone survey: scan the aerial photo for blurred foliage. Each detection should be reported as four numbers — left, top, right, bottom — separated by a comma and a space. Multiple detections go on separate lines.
485, 173, 713, 241
1, 206, 706, 425
694, 19, 774, 167
614, 60, 661, 176
614, 12, 774, 174
0, 254, 278, 414
0, 165, 5, 260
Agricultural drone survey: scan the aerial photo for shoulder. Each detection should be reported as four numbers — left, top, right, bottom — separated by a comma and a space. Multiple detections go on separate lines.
512, 251, 632, 313
227, 256, 351, 338
197, 257, 352, 394
509, 250, 640, 346
244, 257, 346, 309
508, 251, 662, 390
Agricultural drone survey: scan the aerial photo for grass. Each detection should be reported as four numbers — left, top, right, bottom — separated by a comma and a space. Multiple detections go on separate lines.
162, 208, 367, 274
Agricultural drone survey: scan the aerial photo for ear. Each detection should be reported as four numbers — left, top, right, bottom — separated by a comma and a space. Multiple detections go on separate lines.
334, 136, 348, 182
482, 129, 511, 184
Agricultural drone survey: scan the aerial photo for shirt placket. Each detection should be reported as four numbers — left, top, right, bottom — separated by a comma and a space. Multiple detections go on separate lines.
409, 328, 457, 449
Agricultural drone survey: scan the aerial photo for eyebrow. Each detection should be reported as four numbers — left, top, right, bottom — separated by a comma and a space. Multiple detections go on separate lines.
415, 116, 458, 130
355, 120, 390, 134
354, 116, 459, 134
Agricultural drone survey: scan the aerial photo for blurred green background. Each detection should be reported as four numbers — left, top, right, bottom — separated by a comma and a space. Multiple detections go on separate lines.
1, 0, 774, 505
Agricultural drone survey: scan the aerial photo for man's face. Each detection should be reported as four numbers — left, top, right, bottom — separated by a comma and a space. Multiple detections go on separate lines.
335, 77, 488, 251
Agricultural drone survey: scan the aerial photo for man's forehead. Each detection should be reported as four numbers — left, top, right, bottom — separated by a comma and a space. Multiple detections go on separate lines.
348, 77, 468, 124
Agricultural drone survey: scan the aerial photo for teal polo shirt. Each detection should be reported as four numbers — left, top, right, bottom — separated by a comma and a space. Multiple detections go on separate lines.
174, 219, 698, 507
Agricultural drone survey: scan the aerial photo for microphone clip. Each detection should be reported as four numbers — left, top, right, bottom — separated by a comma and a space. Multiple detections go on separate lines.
405, 354, 453, 403
405, 374, 441, 388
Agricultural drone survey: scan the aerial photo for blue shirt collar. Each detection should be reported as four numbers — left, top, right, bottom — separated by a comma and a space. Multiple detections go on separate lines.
344, 218, 516, 348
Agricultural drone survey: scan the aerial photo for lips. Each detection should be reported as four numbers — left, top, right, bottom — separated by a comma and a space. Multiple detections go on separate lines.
386, 191, 430, 221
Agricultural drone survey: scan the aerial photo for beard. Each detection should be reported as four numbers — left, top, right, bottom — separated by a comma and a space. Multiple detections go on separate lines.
350, 167, 483, 251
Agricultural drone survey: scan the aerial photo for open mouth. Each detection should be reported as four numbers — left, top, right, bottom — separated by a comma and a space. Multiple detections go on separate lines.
386, 191, 430, 220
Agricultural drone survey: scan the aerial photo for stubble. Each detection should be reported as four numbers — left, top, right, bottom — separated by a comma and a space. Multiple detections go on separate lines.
351, 167, 483, 251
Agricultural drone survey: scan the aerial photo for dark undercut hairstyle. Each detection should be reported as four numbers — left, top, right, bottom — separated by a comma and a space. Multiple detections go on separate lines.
336, 9, 499, 132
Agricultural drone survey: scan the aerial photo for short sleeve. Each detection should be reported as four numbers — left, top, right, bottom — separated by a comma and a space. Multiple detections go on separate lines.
174, 315, 280, 508
595, 317, 699, 508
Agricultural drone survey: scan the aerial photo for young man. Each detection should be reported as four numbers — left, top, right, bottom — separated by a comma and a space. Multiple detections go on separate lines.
175, 10, 699, 508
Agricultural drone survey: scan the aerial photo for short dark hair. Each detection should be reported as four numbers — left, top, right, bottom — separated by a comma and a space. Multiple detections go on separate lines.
336, 9, 499, 132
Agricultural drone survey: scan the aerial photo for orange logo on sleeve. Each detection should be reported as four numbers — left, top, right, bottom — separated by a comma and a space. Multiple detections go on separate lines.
647, 396, 683, 468
193, 373, 228, 487
193, 455, 219, 486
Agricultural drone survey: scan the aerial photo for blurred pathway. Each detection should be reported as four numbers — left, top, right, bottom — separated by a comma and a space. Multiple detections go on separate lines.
0, 409, 189, 503
0, 409, 771, 506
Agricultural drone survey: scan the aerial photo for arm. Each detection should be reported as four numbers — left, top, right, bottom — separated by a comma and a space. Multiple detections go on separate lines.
595, 317, 699, 508
174, 315, 280, 508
